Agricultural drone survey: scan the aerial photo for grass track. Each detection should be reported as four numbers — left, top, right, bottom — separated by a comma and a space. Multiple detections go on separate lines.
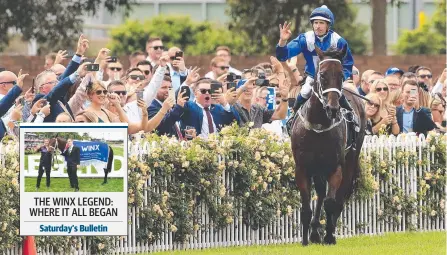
24, 177, 123, 192
144, 231, 445, 255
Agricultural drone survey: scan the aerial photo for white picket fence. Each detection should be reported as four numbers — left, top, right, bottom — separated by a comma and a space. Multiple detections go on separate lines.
1, 133, 446, 254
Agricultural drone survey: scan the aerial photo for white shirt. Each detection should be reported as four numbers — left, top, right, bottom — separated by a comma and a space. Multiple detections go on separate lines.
143, 65, 167, 107
123, 100, 142, 123
196, 102, 217, 139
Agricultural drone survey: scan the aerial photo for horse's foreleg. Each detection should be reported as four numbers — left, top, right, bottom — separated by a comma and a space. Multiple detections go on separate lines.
324, 165, 342, 245
296, 172, 312, 246
310, 176, 326, 244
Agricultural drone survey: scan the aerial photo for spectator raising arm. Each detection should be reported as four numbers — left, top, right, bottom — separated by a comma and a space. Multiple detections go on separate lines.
143, 55, 170, 106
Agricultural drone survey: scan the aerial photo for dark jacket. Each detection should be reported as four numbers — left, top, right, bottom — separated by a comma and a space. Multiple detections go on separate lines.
179, 101, 240, 136
396, 106, 436, 136
148, 99, 184, 138
37, 146, 53, 166
0, 85, 22, 139
61, 146, 80, 166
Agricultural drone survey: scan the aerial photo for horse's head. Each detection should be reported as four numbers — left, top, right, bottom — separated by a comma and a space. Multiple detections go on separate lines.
314, 46, 345, 119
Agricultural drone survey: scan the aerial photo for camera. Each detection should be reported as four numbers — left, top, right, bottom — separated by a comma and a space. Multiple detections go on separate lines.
226, 73, 242, 82
86, 64, 100, 72
255, 73, 270, 87
417, 81, 429, 92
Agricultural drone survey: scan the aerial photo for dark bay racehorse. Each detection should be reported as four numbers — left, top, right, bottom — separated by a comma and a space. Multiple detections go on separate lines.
291, 46, 366, 245
49, 136, 114, 185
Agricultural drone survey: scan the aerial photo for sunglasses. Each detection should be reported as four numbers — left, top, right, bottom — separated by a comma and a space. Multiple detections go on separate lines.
0, 81, 15, 85
113, 90, 127, 96
151, 46, 164, 50
95, 90, 108, 95
215, 65, 230, 71
418, 74, 432, 79
376, 87, 389, 92
109, 67, 122, 71
142, 70, 151, 76
367, 101, 380, 108
129, 75, 145, 80
352, 70, 359, 75
199, 89, 212, 94
39, 80, 58, 88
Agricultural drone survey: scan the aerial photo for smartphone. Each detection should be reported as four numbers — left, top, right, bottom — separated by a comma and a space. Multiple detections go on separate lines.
66, 50, 75, 58
41, 100, 48, 107
86, 64, 100, 72
175, 51, 183, 59
288, 98, 296, 108
19, 97, 25, 106
226, 73, 242, 82
136, 90, 144, 100
227, 82, 237, 90
31, 78, 35, 93
410, 88, 417, 96
107, 56, 118, 63
211, 81, 223, 94
179, 86, 191, 100
168, 88, 175, 100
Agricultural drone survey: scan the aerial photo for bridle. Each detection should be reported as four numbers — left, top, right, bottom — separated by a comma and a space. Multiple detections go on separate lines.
298, 58, 345, 133
312, 58, 343, 108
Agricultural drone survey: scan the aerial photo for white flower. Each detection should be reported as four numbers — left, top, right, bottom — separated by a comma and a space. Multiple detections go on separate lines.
378, 210, 383, 216
286, 205, 293, 216
170, 225, 178, 232
320, 219, 326, 225
193, 224, 200, 231
392, 196, 400, 204
182, 161, 190, 168
248, 122, 254, 127
98, 243, 105, 250
441, 199, 445, 210
430, 210, 437, 216
219, 185, 226, 198
312, 195, 318, 201
255, 151, 261, 161
262, 182, 268, 190
251, 169, 257, 176
267, 177, 273, 183
244, 192, 250, 197
397, 205, 402, 211
430, 145, 436, 152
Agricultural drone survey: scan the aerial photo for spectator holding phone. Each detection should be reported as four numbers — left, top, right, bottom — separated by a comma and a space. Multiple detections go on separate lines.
396, 80, 436, 136
167, 47, 188, 91
364, 93, 399, 135
179, 78, 240, 139
148, 75, 186, 138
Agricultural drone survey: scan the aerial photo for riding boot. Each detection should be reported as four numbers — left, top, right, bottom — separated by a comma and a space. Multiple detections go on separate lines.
286, 94, 309, 136
339, 95, 359, 150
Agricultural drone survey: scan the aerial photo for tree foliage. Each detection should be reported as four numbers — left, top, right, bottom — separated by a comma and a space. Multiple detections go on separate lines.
395, 0, 446, 55
226, 0, 368, 55
107, 16, 265, 56
0, 0, 135, 54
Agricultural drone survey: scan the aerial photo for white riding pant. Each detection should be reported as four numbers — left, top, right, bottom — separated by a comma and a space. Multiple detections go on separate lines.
300, 76, 314, 99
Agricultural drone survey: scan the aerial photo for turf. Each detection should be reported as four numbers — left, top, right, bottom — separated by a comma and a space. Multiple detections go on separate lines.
24, 177, 123, 192
145, 231, 446, 255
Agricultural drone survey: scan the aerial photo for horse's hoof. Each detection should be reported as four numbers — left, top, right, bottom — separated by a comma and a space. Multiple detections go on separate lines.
310, 231, 321, 244
301, 239, 309, 246
323, 234, 336, 245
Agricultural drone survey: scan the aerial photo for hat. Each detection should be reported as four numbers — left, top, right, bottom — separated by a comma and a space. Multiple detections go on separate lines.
309, 5, 334, 26
386, 67, 404, 76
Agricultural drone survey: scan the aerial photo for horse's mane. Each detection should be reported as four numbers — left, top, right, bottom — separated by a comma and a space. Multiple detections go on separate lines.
322, 47, 345, 61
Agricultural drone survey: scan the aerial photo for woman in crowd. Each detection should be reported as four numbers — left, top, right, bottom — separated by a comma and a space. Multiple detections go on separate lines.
365, 93, 399, 135
430, 94, 446, 131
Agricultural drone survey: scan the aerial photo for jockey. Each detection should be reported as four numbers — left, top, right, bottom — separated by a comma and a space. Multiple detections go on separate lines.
276, 5, 359, 148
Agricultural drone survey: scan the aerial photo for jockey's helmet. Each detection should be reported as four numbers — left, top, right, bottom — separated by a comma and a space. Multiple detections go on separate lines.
309, 5, 334, 27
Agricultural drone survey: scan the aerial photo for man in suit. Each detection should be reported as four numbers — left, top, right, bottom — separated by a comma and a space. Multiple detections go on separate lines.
396, 80, 437, 137
61, 139, 81, 192
31, 34, 89, 122
0, 70, 27, 139
35, 139, 53, 190
180, 78, 240, 138
148, 75, 188, 138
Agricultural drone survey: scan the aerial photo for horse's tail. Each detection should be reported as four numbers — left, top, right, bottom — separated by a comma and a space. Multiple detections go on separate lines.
105, 146, 114, 173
